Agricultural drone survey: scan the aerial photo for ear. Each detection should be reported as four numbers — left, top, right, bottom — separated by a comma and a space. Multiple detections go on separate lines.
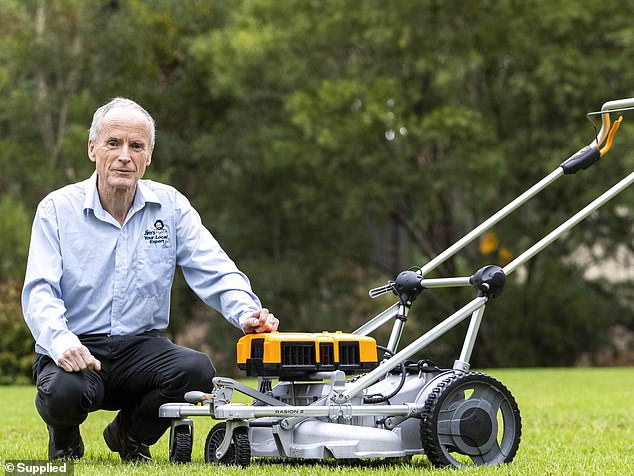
87, 139, 96, 163
146, 153, 152, 166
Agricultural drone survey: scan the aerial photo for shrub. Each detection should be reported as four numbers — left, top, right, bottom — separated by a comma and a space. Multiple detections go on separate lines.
0, 279, 34, 384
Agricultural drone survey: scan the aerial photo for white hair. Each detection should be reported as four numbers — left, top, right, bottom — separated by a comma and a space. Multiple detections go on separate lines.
89, 97, 156, 149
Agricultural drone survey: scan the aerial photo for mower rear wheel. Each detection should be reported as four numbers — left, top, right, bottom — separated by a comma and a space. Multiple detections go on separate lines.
420, 372, 521, 467
204, 422, 251, 467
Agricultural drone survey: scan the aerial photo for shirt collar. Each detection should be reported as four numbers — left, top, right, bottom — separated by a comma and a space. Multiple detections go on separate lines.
135, 178, 162, 208
83, 172, 162, 214
83, 172, 101, 212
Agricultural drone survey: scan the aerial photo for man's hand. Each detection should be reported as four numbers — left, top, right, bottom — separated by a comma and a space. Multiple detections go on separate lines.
241, 308, 279, 334
57, 345, 102, 372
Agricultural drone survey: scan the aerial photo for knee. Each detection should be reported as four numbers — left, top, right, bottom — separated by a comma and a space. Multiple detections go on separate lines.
36, 372, 91, 425
171, 350, 215, 393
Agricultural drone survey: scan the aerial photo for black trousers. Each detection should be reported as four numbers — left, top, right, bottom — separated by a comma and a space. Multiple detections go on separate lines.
33, 331, 215, 445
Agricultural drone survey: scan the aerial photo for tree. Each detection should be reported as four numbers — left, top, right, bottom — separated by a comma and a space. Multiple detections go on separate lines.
185, 0, 633, 367
0, 0, 631, 380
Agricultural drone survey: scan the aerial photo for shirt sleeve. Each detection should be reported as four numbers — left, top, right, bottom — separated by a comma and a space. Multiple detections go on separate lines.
21, 199, 81, 363
174, 192, 261, 329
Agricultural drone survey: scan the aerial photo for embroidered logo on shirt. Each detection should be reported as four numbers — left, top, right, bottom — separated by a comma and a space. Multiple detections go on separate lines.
143, 219, 169, 246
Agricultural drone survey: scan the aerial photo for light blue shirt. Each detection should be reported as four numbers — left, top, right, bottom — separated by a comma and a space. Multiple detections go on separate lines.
22, 172, 261, 363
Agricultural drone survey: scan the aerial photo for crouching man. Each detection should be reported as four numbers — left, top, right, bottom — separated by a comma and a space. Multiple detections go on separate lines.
22, 97, 278, 461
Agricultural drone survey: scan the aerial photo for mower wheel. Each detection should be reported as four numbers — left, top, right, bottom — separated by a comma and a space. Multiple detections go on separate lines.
204, 422, 251, 467
169, 424, 193, 463
420, 372, 521, 467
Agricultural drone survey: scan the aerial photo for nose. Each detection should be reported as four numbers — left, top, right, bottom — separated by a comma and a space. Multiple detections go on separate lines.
118, 144, 131, 163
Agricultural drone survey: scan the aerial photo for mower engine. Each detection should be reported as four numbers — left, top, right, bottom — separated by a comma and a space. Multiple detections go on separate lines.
237, 331, 378, 378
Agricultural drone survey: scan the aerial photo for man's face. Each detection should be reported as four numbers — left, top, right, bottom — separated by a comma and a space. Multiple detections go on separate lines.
88, 107, 153, 193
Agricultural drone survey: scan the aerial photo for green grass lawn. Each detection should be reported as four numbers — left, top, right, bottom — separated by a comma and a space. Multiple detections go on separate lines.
1, 368, 632, 475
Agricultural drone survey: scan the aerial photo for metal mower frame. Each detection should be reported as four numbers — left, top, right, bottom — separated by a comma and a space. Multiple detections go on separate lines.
159, 98, 634, 467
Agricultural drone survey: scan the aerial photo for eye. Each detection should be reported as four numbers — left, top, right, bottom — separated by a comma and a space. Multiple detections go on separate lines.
106, 139, 119, 148
130, 142, 145, 151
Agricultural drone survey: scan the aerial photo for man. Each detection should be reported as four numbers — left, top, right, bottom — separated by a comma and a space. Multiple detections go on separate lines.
22, 97, 279, 462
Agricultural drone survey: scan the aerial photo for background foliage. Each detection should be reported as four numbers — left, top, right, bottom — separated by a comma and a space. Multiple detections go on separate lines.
0, 0, 632, 381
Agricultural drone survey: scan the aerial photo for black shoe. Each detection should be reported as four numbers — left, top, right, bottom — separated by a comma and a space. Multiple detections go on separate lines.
103, 412, 152, 462
47, 425, 84, 461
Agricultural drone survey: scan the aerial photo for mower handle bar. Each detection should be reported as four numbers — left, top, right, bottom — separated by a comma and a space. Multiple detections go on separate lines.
360, 97, 634, 336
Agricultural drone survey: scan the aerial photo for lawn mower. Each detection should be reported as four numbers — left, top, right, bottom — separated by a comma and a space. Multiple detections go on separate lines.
159, 98, 634, 467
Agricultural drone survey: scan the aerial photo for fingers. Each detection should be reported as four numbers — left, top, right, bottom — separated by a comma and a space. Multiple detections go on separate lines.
92, 356, 102, 371
243, 308, 279, 334
255, 312, 279, 333
57, 345, 101, 373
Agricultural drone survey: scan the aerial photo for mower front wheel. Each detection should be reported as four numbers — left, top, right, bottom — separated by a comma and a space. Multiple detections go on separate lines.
169, 423, 193, 463
204, 422, 251, 467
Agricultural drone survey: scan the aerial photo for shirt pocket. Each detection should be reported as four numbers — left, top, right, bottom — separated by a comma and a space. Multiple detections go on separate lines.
133, 248, 175, 298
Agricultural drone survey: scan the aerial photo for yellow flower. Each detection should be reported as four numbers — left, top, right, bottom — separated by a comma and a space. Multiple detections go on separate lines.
479, 231, 499, 255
